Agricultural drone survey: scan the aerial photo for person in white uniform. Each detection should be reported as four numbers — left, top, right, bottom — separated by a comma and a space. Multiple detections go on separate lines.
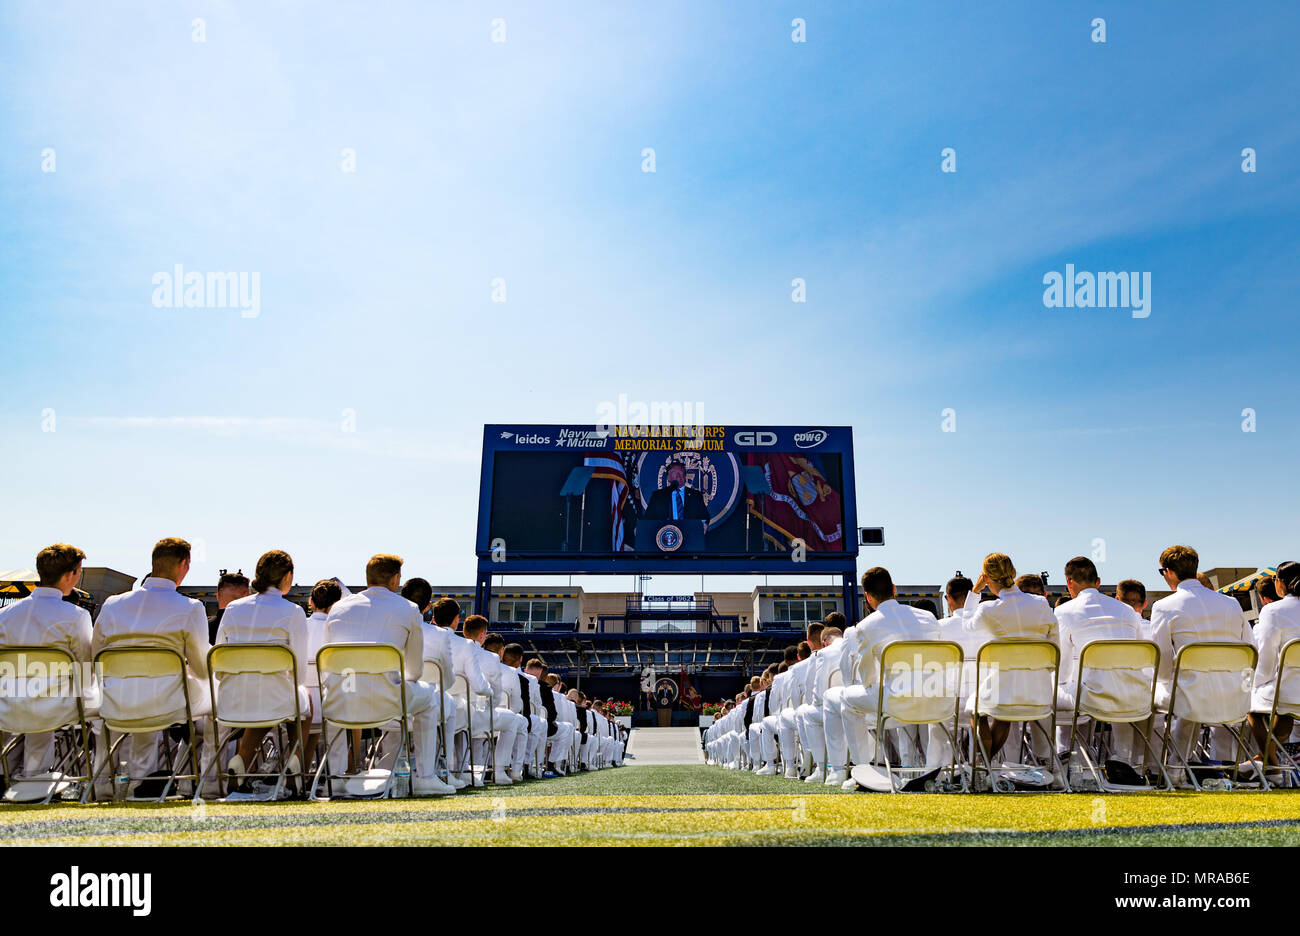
1052, 556, 1146, 772
810, 626, 849, 784
213, 549, 312, 787
1242, 559, 1300, 764
836, 567, 941, 791
482, 633, 529, 780
303, 579, 345, 774
323, 554, 455, 796
1248, 562, 1300, 763
91, 537, 215, 793
461, 616, 523, 784
0, 543, 100, 784
963, 552, 1059, 765
526, 660, 572, 775
509, 648, 547, 776
1149, 545, 1251, 784
400, 583, 464, 788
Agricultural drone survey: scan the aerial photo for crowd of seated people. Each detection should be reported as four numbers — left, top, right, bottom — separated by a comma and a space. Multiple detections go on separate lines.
707, 547, 1300, 792
0, 539, 625, 802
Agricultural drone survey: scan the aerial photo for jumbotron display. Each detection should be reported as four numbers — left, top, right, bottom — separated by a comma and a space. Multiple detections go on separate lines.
476, 424, 858, 568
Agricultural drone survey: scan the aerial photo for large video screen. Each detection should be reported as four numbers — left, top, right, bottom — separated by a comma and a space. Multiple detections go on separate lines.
476, 425, 857, 563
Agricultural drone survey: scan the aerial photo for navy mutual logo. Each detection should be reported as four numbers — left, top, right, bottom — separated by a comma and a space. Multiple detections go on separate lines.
794, 429, 828, 449
656, 524, 683, 551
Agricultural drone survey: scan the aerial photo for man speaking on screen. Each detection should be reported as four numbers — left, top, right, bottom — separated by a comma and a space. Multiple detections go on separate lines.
643, 461, 710, 527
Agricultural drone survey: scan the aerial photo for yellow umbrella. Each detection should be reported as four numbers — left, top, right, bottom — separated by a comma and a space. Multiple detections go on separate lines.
1218, 567, 1277, 596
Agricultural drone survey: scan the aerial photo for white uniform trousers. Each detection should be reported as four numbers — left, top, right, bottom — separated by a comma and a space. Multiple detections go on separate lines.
795, 703, 824, 766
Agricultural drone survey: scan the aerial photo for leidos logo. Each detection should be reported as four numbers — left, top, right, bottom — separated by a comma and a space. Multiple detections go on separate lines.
50, 866, 152, 916
794, 430, 828, 449
514, 434, 551, 445
733, 430, 776, 446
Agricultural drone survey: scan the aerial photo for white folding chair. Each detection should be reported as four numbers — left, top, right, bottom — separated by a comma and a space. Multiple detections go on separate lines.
852, 640, 965, 793
970, 640, 1063, 793
1262, 637, 1300, 779
200, 643, 304, 803
419, 660, 452, 783
310, 643, 410, 800
89, 646, 201, 802
1158, 641, 1260, 790
1064, 639, 1170, 791
0, 646, 94, 804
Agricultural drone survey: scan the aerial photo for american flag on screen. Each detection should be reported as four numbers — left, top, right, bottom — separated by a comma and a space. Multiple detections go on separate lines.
584, 452, 633, 550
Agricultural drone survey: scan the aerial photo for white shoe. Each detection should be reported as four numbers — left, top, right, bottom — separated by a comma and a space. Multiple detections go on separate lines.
447, 774, 468, 789
226, 754, 246, 790
783, 767, 801, 780
508, 768, 524, 782
412, 775, 457, 796
826, 768, 847, 785
841, 777, 860, 792
756, 764, 777, 776
804, 767, 826, 783
493, 772, 513, 785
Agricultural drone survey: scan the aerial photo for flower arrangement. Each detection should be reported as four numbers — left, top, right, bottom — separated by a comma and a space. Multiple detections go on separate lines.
701, 702, 726, 717
610, 701, 634, 716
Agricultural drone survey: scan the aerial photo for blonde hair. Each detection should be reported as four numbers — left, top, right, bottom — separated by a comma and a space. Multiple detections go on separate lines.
982, 552, 1017, 590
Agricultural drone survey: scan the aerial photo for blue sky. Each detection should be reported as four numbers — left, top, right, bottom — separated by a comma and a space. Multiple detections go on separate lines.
1, 1, 1297, 594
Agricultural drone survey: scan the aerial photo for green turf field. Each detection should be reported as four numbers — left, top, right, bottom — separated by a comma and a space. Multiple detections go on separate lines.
3, 765, 1300, 845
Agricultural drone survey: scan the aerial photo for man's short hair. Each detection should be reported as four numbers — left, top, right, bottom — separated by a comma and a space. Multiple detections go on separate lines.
483, 632, 505, 652
150, 537, 192, 578
525, 657, 546, 672
502, 643, 524, 665
366, 553, 403, 586
545, 673, 560, 686
1259, 578, 1281, 602
861, 566, 894, 602
945, 574, 974, 604
821, 626, 843, 641
1063, 556, 1100, 587
311, 578, 343, 613
36, 543, 85, 587
1115, 579, 1146, 612
400, 577, 433, 610
797, 640, 811, 660
806, 622, 825, 641
1016, 573, 1046, 596
783, 645, 799, 663
823, 611, 846, 629
462, 614, 489, 640
1159, 545, 1199, 582
776, 661, 789, 673
217, 570, 249, 593
913, 598, 938, 616
431, 596, 461, 628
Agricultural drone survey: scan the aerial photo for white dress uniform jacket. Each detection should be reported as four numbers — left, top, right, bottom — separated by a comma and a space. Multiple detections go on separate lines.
1149, 579, 1251, 720
1053, 587, 1145, 708
0, 587, 98, 775
92, 576, 212, 725
963, 586, 1059, 714
1251, 593, 1300, 713
214, 587, 310, 722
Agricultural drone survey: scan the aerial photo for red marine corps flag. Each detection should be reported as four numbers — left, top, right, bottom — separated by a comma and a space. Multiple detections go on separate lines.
744, 453, 844, 552
680, 668, 702, 711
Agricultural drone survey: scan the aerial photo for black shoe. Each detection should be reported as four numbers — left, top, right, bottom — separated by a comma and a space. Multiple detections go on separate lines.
1103, 760, 1144, 786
